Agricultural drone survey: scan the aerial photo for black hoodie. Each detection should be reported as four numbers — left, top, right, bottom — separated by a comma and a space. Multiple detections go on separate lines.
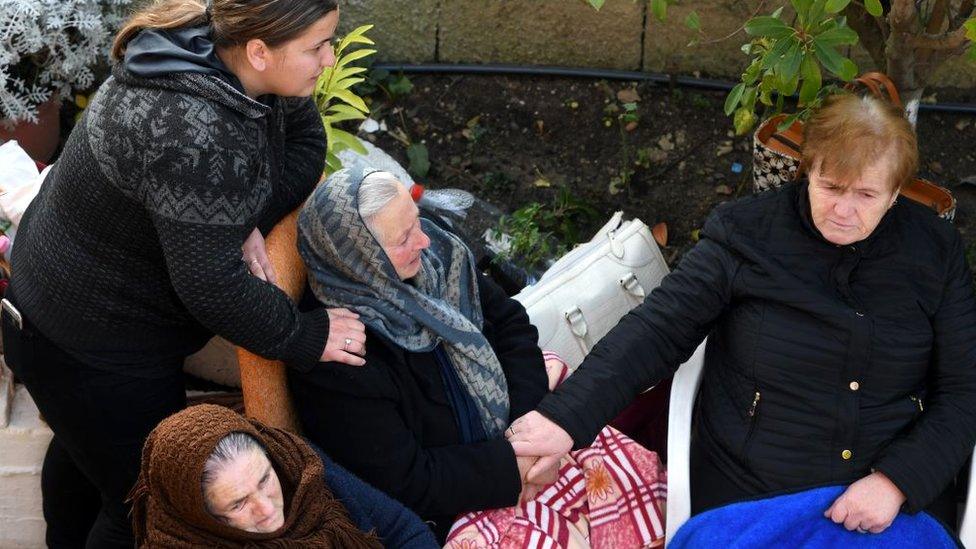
124, 25, 243, 91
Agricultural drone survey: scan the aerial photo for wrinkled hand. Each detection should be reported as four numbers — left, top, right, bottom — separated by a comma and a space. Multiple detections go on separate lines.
514, 453, 559, 504
242, 228, 277, 284
824, 472, 905, 534
321, 308, 367, 366
506, 411, 573, 483
515, 455, 537, 503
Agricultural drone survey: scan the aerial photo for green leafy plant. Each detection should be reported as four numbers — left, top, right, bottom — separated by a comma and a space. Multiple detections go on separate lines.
314, 24, 376, 173
491, 204, 562, 272
584, 1, 974, 135
537, 186, 600, 245
406, 142, 430, 179
491, 187, 599, 271
725, 3, 859, 135
387, 73, 414, 97
726, 1, 976, 134
605, 92, 642, 195
355, 66, 414, 100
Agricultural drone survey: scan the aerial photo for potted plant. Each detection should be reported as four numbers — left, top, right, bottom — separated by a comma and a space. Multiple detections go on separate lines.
725, 0, 976, 135
0, 0, 134, 162
582, 0, 974, 127
717, 1, 974, 219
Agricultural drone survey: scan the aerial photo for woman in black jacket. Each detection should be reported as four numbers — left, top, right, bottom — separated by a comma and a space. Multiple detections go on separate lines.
508, 93, 976, 536
2, 1, 365, 546
291, 168, 668, 545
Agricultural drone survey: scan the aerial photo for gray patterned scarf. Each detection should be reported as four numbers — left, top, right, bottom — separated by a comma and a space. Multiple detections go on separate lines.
297, 167, 510, 437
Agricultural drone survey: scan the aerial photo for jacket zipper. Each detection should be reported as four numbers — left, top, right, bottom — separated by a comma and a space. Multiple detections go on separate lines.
748, 391, 762, 417
910, 394, 924, 413
741, 390, 763, 467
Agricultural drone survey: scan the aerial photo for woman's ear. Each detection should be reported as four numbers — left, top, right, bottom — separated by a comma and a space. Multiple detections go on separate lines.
244, 38, 271, 72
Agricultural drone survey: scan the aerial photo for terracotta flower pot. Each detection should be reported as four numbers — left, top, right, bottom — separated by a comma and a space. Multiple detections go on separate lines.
0, 97, 61, 163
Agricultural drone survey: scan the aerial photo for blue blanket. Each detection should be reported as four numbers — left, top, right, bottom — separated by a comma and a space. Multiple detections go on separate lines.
669, 486, 957, 548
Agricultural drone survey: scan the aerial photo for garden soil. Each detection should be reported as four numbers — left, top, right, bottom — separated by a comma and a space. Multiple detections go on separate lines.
365, 74, 976, 279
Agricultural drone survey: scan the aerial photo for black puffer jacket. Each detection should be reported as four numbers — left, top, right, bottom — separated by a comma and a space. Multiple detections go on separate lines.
537, 180, 976, 512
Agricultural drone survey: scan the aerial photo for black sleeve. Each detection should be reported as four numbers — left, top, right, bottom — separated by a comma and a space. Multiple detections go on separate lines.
874, 232, 976, 512
536, 211, 741, 448
143, 128, 328, 371
477, 272, 549, 423
257, 97, 326, 235
293, 349, 523, 519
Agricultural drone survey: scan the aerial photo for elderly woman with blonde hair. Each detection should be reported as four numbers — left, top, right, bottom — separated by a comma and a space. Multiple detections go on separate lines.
508, 93, 976, 538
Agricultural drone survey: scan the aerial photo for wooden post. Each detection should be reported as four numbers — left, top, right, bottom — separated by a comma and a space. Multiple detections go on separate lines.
238, 208, 309, 433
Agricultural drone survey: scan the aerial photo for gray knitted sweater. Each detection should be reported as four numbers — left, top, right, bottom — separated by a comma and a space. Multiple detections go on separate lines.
10, 65, 329, 375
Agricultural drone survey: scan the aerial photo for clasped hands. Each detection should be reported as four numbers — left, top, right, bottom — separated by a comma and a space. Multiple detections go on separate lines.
505, 411, 574, 502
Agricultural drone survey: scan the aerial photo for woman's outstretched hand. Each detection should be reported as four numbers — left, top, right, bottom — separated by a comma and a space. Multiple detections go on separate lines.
321, 308, 367, 366
241, 228, 277, 284
824, 471, 905, 534
506, 411, 573, 483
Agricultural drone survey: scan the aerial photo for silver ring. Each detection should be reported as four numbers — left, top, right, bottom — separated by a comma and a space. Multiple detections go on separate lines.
856, 528, 868, 534
250, 258, 259, 265
344, 337, 352, 350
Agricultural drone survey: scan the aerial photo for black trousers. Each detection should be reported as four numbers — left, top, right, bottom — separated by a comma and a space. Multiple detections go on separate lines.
2, 308, 185, 549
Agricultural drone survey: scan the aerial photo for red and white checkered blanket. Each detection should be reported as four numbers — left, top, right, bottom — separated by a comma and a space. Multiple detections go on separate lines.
446, 352, 667, 549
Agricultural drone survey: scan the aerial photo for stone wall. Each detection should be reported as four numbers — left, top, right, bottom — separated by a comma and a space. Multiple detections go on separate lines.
0, 364, 51, 549
337, 0, 976, 89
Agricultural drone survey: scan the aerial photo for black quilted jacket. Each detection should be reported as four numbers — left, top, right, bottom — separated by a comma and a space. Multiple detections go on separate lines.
537, 180, 976, 512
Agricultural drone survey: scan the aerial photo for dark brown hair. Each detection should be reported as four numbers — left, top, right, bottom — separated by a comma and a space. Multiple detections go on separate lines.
112, 0, 339, 61
801, 93, 919, 192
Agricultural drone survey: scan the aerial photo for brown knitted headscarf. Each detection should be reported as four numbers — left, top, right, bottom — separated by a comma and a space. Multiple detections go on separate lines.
129, 404, 381, 548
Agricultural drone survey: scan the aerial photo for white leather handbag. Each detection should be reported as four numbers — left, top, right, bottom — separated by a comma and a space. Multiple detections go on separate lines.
514, 212, 670, 373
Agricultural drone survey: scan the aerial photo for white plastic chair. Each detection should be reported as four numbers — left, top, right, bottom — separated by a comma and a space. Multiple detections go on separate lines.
664, 338, 976, 547
664, 339, 708, 546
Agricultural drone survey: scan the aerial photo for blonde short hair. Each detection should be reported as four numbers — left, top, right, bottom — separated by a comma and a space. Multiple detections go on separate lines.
800, 94, 918, 192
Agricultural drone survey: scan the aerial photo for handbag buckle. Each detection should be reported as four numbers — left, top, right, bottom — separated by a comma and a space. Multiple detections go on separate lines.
564, 306, 588, 339
618, 272, 645, 299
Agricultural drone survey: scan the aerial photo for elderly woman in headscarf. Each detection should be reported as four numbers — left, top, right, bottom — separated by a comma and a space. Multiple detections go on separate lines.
129, 404, 437, 548
289, 167, 668, 548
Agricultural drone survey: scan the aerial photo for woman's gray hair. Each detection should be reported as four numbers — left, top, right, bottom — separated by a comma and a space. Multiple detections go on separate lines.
358, 171, 405, 241
201, 432, 267, 513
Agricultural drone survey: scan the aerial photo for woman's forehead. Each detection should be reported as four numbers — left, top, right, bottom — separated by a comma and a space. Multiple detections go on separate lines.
375, 188, 418, 237
813, 155, 895, 191
209, 450, 269, 501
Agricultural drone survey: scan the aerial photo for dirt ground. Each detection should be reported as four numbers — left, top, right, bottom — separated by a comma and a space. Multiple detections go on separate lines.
364, 73, 976, 280
51, 72, 976, 280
